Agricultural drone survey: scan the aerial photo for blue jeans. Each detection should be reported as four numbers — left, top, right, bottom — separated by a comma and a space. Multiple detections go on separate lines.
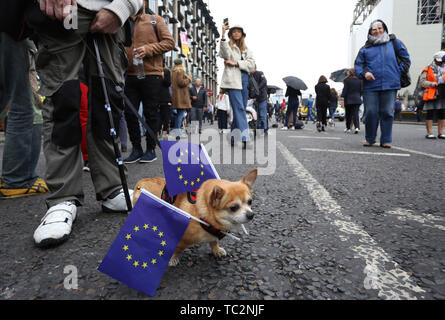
329, 106, 336, 121
285, 99, 299, 127
256, 100, 268, 132
363, 90, 397, 144
172, 109, 186, 136
306, 106, 316, 122
228, 72, 250, 142
0, 33, 40, 187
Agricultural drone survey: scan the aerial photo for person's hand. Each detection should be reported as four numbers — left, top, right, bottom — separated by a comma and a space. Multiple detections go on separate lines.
221, 23, 229, 37
90, 9, 121, 34
192, 96, 197, 101
225, 60, 238, 67
365, 72, 376, 81
133, 46, 148, 59
40, 0, 77, 20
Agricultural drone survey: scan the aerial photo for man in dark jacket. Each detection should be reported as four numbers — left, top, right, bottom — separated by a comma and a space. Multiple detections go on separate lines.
189, 78, 207, 134
251, 68, 268, 133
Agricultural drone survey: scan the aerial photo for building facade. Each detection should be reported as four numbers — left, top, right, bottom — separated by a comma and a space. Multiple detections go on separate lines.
349, 0, 444, 99
145, 0, 220, 102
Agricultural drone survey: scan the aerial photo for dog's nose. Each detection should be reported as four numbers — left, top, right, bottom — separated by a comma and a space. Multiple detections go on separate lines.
246, 212, 255, 221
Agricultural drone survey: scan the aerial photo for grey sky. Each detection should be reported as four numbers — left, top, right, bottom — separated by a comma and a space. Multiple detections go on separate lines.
207, 0, 358, 95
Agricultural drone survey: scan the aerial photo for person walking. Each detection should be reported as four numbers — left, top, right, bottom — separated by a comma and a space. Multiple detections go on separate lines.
305, 94, 316, 124
342, 68, 363, 134
216, 88, 231, 133
29, 0, 144, 248
189, 78, 207, 134
0, 3, 49, 199
171, 59, 192, 140
159, 67, 172, 140
251, 66, 269, 134
314, 76, 331, 132
329, 88, 338, 127
420, 51, 445, 139
394, 97, 402, 121
281, 86, 301, 131
123, 9, 175, 164
355, 19, 411, 148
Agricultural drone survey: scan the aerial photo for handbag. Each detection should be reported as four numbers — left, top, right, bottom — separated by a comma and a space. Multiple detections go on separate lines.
391, 39, 411, 88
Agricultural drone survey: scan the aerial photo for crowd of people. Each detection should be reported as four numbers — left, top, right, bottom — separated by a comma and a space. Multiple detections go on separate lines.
1, 0, 444, 250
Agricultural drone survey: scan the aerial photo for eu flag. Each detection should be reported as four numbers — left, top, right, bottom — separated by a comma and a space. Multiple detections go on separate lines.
160, 141, 219, 196
98, 190, 191, 297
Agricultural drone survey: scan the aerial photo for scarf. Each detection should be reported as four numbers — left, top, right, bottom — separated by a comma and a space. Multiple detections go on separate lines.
367, 32, 391, 45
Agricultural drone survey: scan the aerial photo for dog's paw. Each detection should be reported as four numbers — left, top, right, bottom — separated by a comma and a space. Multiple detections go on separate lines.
213, 247, 227, 258
168, 257, 180, 267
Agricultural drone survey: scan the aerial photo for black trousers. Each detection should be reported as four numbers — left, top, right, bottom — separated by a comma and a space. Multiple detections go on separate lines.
124, 75, 162, 151
160, 103, 171, 133
316, 105, 328, 126
345, 104, 361, 130
217, 109, 228, 130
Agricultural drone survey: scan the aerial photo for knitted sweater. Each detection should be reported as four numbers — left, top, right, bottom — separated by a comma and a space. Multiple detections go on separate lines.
77, 0, 143, 25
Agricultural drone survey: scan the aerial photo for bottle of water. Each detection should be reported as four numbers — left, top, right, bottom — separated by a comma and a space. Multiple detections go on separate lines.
133, 49, 145, 80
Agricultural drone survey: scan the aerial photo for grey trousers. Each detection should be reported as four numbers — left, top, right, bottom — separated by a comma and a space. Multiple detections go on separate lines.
37, 7, 128, 207
190, 107, 204, 131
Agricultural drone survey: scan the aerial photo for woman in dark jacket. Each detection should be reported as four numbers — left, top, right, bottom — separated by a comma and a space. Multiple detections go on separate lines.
329, 88, 338, 126
355, 19, 410, 148
342, 68, 363, 134
314, 75, 331, 132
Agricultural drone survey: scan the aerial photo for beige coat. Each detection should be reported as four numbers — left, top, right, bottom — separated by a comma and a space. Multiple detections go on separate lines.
171, 65, 192, 110
219, 40, 255, 90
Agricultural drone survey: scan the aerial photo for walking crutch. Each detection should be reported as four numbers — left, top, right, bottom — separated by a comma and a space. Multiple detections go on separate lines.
92, 38, 133, 212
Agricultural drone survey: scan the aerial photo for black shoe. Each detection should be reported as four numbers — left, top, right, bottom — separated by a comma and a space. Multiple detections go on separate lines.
316, 122, 321, 132
139, 150, 157, 163
321, 126, 325, 132
124, 148, 144, 164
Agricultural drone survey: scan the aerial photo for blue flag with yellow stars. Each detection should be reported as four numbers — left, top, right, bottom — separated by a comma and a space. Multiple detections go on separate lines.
98, 190, 191, 297
160, 141, 219, 196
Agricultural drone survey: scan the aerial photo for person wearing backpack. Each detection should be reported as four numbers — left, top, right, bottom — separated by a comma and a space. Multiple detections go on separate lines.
420, 52, 445, 139
355, 19, 411, 148
251, 66, 268, 134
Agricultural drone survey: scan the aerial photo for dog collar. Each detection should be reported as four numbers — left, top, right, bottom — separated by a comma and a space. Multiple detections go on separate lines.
200, 218, 226, 240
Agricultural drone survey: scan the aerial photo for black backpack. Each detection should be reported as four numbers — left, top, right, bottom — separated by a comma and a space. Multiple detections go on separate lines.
248, 75, 260, 99
391, 39, 411, 88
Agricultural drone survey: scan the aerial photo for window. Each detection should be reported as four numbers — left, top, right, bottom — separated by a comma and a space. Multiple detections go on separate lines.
417, 0, 442, 25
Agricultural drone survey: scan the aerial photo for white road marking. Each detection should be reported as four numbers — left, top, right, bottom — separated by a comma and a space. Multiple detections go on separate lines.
387, 208, 445, 232
300, 148, 411, 157
391, 146, 445, 160
289, 136, 342, 140
278, 142, 425, 300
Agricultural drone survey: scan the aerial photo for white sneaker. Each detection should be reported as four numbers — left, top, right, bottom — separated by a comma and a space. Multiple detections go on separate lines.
102, 189, 134, 214
281, 127, 288, 131
355, 128, 360, 134
33, 201, 77, 247
290, 126, 295, 130
344, 129, 351, 133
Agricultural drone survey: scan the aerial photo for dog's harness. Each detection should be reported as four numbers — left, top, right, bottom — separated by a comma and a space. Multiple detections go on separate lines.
200, 218, 227, 240
161, 184, 227, 240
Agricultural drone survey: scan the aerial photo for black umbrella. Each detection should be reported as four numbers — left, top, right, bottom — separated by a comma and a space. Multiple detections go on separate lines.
283, 76, 307, 91
267, 85, 282, 94
330, 68, 349, 83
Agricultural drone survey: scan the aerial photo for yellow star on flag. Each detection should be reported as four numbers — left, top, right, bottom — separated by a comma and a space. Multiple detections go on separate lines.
126, 254, 132, 261
158, 232, 164, 238
191, 181, 195, 186
152, 226, 158, 232
126, 234, 132, 240
161, 241, 167, 247
142, 262, 148, 269
151, 259, 157, 265
133, 261, 139, 268
158, 251, 164, 257
178, 158, 182, 163
123, 245, 129, 251
143, 224, 149, 230
184, 180, 188, 185
201, 171, 204, 176
177, 167, 181, 172
179, 175, 183, 180
197, 178, 200, 183
134, 226, 139, 232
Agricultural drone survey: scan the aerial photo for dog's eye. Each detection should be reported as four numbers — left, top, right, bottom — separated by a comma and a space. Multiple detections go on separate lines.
230, 205, 240, 212
247, 199, 253, 206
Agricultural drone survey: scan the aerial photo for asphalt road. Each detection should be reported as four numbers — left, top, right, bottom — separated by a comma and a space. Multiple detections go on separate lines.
0, 121, 444, 300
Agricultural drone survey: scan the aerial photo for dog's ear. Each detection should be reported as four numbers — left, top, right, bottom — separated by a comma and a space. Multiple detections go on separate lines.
241, 169, 258, 190
211, 185, 225, 207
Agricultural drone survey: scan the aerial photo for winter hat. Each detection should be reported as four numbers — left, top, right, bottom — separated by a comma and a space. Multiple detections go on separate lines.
433, 51, 445, 63
368, 20, 389, 35
174, 58, 183, 65
228, 25, 246, 38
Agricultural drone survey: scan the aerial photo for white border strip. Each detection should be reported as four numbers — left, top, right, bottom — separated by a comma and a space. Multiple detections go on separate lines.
391, 146, 445, 160
278, 142, 425, 300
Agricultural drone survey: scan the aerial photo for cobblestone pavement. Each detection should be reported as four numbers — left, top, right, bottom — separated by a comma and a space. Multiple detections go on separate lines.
0, 122, 444, 300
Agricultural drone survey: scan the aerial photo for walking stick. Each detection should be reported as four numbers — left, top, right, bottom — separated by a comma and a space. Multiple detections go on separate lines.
92, 38, 133, 212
